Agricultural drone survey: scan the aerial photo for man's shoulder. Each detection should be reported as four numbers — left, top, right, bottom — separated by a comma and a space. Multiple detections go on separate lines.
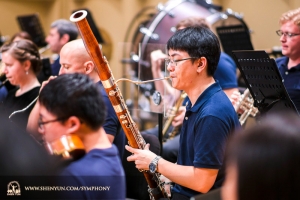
275, 56, 288, 65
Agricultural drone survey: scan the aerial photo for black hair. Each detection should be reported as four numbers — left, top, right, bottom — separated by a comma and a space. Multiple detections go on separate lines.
39, 73, 106, 131
167, 26, 220, 76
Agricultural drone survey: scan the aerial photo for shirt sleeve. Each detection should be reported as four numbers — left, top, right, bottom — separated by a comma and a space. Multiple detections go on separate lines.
193, 115, 229, 169
214, 53, 238, 89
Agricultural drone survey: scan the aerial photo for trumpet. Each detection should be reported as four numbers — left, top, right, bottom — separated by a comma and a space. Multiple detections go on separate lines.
234, 88, 259, 125
39, 44, 50, 54
162, 91, 187, 141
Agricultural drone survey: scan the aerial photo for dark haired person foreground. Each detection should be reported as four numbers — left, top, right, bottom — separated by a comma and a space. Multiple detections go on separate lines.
126, 27, 240, 200
222, 111, 300, 200
37, 73, 126, 199
0, 39, 41, 131
0, 112, 61, 199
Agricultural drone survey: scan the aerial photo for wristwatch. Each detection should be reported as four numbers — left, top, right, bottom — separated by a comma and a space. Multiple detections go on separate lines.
149, 156, 161, 173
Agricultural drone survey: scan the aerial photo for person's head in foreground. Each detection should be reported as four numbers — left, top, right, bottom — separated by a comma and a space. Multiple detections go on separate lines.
222, 111, 300, 200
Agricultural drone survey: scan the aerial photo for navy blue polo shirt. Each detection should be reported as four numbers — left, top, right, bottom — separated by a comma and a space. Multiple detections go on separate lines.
172, 82, 240, 198
276, 56, 300, 112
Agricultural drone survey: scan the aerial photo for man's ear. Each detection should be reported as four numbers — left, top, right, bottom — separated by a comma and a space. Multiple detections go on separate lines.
196, 57, 207, 73
60, 34, 70, 44
65, 116, 81, 134
83, 61, 95, 74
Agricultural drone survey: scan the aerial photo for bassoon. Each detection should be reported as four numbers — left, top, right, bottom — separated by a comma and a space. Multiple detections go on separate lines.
70, 10, 169, 200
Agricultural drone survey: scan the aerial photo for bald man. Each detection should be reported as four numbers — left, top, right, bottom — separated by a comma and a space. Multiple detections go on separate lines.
27, 39, 126, 158
28, 39, 161, 161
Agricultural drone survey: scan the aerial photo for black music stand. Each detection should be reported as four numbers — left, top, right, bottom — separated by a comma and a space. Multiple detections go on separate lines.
216, 24, 254, 58
231, 50, 298, 115
16, 14, 47, 47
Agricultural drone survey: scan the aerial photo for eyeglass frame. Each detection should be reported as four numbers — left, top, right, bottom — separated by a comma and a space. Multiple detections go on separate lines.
38, 117, 66, 130
276, 30, 300, 38
165, 57, 198, 67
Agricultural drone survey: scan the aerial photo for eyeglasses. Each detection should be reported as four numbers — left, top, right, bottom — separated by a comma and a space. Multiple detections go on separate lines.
165, 57, 198, 67
276, 30, 300, 38
38, 117, 65, 131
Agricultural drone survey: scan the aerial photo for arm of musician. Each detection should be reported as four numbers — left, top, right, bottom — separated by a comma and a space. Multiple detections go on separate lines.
223, 88, 239, 100
151, 50, 174, 96
27, 76, 57, 139
125, 144, 218, 193
230, 90, 243, 114
27, 100, 41, 138
158, 158, 218, 193
106, 134, 114, 143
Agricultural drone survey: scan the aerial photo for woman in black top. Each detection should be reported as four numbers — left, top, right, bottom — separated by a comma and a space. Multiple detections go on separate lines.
0, 39, 41, 131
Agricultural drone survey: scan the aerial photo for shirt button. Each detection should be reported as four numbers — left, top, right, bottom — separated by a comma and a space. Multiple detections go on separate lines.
285, 71, 288, 75
185, 117, 188, 120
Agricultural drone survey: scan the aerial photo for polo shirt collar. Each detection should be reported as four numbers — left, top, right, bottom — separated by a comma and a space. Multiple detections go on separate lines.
186, 82, 222, 113
278, 56, 300, 72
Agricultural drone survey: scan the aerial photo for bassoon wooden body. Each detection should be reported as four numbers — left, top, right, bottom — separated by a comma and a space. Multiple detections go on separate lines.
70, 10, 169, 200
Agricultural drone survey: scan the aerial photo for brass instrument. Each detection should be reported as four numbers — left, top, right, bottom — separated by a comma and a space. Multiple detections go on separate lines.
70, 10, 169, 200
235, 88, 259, 125
162, 92, 187, 142
39, 44, 50, 54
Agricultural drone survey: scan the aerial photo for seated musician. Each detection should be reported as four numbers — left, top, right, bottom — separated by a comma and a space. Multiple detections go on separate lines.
144, 16, 239, 163
27, 39, 160, 160
37, 73, 126, 199
126, 27, 241, 199
45, 19, 78, 76
275, 8, 300, 112
0, 39, 41, 131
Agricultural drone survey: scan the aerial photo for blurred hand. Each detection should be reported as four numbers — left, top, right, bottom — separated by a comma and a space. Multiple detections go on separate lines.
150, 50, 168, 78
39, 76, 57, 93
172, 106, 186, 127
160, 175, 172, 197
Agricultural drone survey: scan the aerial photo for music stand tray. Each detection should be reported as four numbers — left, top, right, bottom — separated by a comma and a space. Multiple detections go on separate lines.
231, 50, 298, 115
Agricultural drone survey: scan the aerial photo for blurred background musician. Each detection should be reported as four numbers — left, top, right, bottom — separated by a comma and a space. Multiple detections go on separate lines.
144, 16, 239, 163
10, 31, 32, 43
37, 73, 126, 200
45, 19, 78, 76
275, 7, 300, 112
0, 31, 33, 101
0, 39, 41, 131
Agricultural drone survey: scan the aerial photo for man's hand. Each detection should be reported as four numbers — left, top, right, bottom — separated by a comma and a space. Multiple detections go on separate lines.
125, 144, 157, 171
150, 50, 168, 78
39, 76, 57, 93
